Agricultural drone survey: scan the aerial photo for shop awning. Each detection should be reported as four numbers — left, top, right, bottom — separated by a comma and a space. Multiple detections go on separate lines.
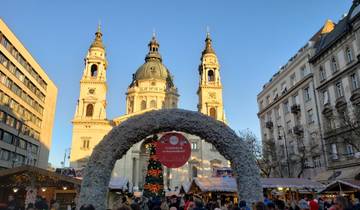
319, 180, 360, 194
261, 178, 325, 190
0, 165, 81, 188
193, 177, 237, 192
185, 177, 325, 193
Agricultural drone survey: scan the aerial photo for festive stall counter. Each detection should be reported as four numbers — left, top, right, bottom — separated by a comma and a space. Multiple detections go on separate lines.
0, 165, 81, 210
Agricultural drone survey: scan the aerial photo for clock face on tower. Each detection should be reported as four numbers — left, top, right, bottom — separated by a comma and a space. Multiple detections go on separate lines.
208, 92, 216, 100
89, 88, 95, 94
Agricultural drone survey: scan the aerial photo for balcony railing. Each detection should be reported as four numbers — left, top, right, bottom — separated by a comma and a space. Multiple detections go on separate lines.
293, 125, 304, 136
265, 121, 274, 129
291, 104, 301, 114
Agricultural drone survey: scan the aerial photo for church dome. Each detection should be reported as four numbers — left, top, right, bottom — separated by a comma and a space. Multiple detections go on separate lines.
135, 60, 170, 80
130, 35, 175, 88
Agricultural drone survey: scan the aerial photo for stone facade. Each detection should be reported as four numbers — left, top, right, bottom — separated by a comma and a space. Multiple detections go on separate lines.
70, 28, 229, 190
310, 1, 360, 176
78, 109, 262, 210
258, 1, 360, 181
0, 19, 58, 169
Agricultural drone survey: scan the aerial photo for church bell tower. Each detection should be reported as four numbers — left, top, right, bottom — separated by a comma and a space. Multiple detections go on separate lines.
70, 25, 111, 168
74, 25, 108, 120
197, 32, 225, 122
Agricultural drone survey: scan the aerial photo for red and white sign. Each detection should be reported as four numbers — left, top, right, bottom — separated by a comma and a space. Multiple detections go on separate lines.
156, 132, 191, 168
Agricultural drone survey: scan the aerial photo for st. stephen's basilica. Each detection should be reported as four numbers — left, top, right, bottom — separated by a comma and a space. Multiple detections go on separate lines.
70, 26, 229, 190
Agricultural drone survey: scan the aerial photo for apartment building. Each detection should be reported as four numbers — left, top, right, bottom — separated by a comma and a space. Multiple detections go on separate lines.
258, 0, 360, 182
257, 21, 335, 178
0, 19, 57, 169
310, 1, 360, 181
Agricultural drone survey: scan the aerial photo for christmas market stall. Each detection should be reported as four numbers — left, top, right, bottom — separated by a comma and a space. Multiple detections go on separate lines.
261, 178, 325, 202
186, 177, 238, 204
318, 179, 360, 200
185, 177, 325, 204
0, 165, 81, 210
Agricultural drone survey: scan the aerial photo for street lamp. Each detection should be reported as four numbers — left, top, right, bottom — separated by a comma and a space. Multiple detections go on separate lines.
61, 148, 71, 168
278, 125, 291, 177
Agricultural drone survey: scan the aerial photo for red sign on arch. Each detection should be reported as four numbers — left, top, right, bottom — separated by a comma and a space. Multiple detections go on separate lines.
156, 132, 191, 168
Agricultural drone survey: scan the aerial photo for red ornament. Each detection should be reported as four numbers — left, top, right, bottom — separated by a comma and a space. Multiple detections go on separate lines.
156, 132, 191, 168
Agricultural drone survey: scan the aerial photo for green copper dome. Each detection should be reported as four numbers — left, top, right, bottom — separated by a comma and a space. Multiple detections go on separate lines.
135, 60, 170, 80
130, 35, 175, 88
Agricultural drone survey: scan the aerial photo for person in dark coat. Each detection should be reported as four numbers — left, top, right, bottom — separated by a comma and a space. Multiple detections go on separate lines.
7, 195, 18, 210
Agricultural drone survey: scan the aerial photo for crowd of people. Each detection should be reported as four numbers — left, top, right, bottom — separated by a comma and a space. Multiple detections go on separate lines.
3, 193, 360, 210
78, 193, 359, 210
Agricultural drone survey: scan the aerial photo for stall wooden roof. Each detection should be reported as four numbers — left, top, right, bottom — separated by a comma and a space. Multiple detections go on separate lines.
319, 180, 360, 194
184, 177, 325, 193
0, 165, 81, 187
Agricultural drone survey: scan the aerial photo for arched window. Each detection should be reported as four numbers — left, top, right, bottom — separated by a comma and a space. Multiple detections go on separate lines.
192, 166, 198, 178
90, 64, 98, 77
141, 100, 146, 110
86, 104, 94, 117
208, 70, 215, 82
346, 47, 353, 63
150, 100, 156, 108
209, 107, 217, 119
331, 57, 338, 73
128, 100, 134, 113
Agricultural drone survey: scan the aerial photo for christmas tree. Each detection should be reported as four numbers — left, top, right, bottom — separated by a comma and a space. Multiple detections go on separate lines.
143, 135, 164, 198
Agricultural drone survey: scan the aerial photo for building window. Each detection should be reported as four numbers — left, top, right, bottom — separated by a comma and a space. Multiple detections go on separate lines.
283, 101, 289, 114
209, 107, 217, 119
286, 120, 292, 134
82, 139, 90, 150
331, 143, 338, 160
300, 65, 309, 78
346, 144, 354, 157
350, 73, 359, 90
266, 95, 271, 105
273, 89, 278, 100
191, 141, 199, 150
292, 94, 299, 105
275, 107, 280, 120
290, 74, 296, 86
303, 87, 311, 102
307, 109, 314, 123
345, 47, 353, 63
150, 100, 157, 108
0, 149, 10, 161
90, 64, 98, 77
319, 66, 326, 81
331, 57, 339, 73
2, 131, 13, 144
335, 81, 344, 98
208, 70, 215, 82
322, 89, 330, 105
281, 82, 287, 94
85, 104, 94, 117
312, 156, 321, 168
141, 100, 146, 110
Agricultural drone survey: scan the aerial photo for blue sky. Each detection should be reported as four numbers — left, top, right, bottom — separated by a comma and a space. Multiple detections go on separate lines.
1, 0, 352, 167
